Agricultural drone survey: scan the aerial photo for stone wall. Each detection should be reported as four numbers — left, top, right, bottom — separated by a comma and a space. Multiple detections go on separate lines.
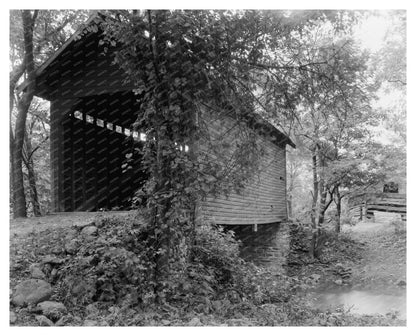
225, 222, 290, 274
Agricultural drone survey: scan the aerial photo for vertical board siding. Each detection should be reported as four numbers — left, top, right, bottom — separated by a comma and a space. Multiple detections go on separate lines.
198, 110, 287, 225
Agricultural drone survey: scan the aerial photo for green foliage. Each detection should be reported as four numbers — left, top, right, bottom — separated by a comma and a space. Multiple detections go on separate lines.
57, 214, 156, 306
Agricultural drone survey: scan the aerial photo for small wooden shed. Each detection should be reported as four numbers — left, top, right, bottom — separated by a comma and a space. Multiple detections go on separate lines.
26, 15, 295, 226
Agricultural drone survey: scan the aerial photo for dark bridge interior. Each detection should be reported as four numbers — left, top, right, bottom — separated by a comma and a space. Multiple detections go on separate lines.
60, 91, 148, 211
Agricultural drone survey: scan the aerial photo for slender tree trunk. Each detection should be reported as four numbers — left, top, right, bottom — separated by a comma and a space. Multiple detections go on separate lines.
309, 145, 319, 258
317, 150, 328, 226
13, 112, 28, 218
24, 133, 41, 216
334, 185, 341, 233
287, 194, 293, 219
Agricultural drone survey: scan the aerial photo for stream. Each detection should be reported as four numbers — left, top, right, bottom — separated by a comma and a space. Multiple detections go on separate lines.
311, 289, 406, 319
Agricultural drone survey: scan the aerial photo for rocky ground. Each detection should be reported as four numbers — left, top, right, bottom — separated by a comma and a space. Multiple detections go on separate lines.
9, 211, 135, 326
9, 212, 407, 326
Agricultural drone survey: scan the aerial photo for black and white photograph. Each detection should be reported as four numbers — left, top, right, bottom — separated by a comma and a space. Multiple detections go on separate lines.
7, 3, 409, 328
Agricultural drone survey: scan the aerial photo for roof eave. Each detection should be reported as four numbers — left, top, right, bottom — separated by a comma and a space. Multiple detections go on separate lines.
15, 12, 102, 96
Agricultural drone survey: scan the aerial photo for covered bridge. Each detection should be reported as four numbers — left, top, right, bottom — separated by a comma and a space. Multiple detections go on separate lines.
21, 15, 295, 230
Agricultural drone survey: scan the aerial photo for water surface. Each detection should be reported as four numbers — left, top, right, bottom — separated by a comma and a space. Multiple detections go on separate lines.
312, 289, 406, 319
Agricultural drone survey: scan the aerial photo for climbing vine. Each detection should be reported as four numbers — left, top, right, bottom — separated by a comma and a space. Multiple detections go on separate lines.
92, 9, 354, 297
95, 10, 270, 299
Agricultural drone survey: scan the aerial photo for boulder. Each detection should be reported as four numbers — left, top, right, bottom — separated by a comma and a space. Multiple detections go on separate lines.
64, 239, 79, 254
36, 301, 67, 321
334, 279, 343, 286
83, 319, 99, 326
310, 274, 321, 281
29, 263, 46, 280
81, 226, 98, 236
51, 246, 65, 255
42, 255, 65, 265
396, 280, 406, 287
12, 279, 53, 307
55, 316, 70, 326
85, 303, 99, 316
35, 315, 54, 326
188, 317, 202, 326
75, 221, 96, 230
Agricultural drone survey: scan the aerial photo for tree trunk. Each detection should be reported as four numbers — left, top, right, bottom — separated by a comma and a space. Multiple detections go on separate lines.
12, 118, 28, 218
287, 194, 293, 219
10, 62, 26, 216
317, 150, 328, 226
11, 10, 38, 218
334, 185, 341, 233
309, 145, 319, 258
24, 133, 41, 216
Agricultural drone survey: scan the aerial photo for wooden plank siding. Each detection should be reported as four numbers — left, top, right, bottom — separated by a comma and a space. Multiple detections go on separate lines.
36, 25, 294, 219
197, 110, 288, 225
348, 192, 406, 221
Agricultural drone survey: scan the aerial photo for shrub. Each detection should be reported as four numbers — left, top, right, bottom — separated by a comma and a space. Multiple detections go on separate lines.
57, 213, 157, 307
390, 220, 406, 234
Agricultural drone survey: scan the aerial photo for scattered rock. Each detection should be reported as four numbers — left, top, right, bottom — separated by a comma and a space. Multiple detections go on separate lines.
10, 311, 17, 324
36, 301, 67, 321
71, 280, 95, 296
51, 246, 65, 255
108, 305, 120, 314
310, 274, 321, 281
51, 268, 58, 278
75, 221, 96, 230
35, 315, 54, 326
161, 319, 171, 326
55, 316, 70, 326
12, 279, 53, 307
85, 303, 99, 316
396, 280, 406, 287
188, 317, 202, 326
334, 279, 343, 285
29, 263, 46, 280
226, 318, 254, 326
81, 225, 98, 236
99, 320, 109, 326
42, 255, 65, 265
83, 319, 99, 326
64, 239, 79, 254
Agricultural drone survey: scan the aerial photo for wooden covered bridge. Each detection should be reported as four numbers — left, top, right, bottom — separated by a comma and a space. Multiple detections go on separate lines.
20, 14, 295, 230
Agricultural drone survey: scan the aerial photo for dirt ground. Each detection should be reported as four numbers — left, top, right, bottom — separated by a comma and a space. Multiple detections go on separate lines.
9, 211, 133, 237
344, 219, 406, 294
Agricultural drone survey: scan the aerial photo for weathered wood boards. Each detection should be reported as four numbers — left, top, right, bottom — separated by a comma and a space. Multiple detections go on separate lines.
348, 192, 406, 221
198, 110, 288, 225
33, 18, 295, 225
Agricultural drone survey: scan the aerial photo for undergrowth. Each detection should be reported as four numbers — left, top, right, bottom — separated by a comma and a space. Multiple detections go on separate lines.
10, 213, 404, 326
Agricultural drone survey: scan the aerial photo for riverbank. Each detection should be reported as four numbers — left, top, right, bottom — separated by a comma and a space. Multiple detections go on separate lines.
287, 219, 406, 323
